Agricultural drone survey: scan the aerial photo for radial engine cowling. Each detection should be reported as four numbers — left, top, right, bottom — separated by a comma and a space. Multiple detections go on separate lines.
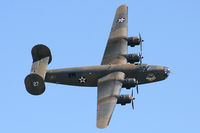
117, 95, 132, 105
124, 53, 142, 63
127, 36, 141, 47
24, 44, 52, 95
122, 78, 137, 89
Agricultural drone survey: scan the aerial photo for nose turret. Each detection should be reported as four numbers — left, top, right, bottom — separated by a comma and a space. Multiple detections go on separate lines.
164, 66, 170, 77
145, 65, 170, 82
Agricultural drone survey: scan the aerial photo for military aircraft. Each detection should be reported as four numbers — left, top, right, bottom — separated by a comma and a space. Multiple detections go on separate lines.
24, 5, 170, 129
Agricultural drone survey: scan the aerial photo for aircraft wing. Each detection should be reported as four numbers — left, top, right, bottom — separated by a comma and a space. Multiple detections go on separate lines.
97, 72, 125, 128
101, 5, 128, 65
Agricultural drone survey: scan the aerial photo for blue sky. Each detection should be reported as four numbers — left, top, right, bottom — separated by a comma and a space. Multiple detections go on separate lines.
0, 0, 200, 132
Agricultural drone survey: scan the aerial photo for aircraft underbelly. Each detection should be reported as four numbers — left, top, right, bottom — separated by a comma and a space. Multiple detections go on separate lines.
44, 64, 164, 87
44, 64, 137, 87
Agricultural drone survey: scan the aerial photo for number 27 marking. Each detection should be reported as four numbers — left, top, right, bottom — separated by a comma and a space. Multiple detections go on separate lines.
33, 81, 39, 87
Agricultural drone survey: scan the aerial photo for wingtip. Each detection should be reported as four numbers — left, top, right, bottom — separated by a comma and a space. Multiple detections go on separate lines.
118, 4, 128, 8
96, 123, 108, 129
117, 4, 128, 12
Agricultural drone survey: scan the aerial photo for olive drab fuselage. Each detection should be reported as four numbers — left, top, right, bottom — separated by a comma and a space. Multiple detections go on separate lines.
45, 64, 170, 87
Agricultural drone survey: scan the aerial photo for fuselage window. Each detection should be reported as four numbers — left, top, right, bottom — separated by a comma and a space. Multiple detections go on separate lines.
68, 73, 76, 78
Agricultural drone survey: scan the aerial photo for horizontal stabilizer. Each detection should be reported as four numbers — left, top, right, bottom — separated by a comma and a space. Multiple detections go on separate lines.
25, 44, 52, 95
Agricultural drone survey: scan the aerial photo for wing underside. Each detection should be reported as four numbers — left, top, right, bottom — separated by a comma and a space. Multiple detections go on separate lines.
101, 5, 128, 65
97, 72, 125, 128
97, 5, 128, 129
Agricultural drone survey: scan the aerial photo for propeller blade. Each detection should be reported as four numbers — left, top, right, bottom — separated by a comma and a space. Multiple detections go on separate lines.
131, 89, 133, 97
131, 89, 135, 110
139, 53, 143, 64
139, 33, 143, 65
136, 85, 139, 95
139, 33, 142, 51
132, 99, 134, 110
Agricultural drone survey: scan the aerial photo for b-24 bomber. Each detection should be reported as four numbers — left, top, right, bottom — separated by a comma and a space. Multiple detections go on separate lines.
25, 5, 170, 129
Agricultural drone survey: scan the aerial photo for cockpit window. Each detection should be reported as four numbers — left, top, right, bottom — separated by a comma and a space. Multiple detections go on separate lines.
146, 65, 150, 70
136, 65, 149, 72
148, 73, 154, 78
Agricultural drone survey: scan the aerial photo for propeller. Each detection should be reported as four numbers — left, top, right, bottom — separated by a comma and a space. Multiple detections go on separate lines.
136, 84, 139, 95
131, 89, 136, 110
133, 79, 139, 95
138, 33, 144, 64
139, 53, 143, 65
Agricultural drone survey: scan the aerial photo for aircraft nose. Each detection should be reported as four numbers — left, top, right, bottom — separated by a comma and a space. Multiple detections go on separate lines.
164, 67, 170, 77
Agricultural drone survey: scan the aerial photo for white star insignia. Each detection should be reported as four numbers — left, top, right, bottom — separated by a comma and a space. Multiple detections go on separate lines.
79, 76, 86, 84
117, 17, 126, 23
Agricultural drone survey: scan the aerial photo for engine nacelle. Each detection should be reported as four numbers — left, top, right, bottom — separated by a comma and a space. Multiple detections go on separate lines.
24, 44, 52, 95
127, 36, 141, 47
117, 95, 132, 105
122, 78, 137, 89
123, 53, 142, 63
